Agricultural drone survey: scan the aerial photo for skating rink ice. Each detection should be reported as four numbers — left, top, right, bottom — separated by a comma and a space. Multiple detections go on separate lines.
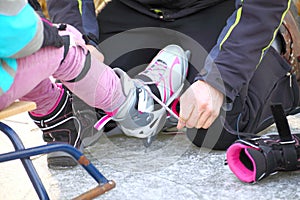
1, 112, 300, 200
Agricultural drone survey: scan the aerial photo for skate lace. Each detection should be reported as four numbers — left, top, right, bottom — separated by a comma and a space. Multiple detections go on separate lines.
136, 59, 179, 119
93, 77, 180, 132
93, 84, 179, 132
140, 59, 168, 85
136, 79, 179, 120
94, 59, 180, 132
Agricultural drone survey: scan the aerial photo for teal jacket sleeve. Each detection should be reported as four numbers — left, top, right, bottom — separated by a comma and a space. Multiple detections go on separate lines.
0, 0, 44, 95
0, 0, 44, 58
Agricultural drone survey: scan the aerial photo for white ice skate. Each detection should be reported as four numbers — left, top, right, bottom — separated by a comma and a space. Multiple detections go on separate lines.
94, 44, 190, 146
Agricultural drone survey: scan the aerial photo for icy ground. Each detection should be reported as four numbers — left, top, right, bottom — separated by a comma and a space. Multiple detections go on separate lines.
1, 112, 300, 200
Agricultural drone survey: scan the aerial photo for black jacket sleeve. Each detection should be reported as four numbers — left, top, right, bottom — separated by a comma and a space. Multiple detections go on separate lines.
47, 0, 84, 34
195, 0, 291, 102
47, 0, 100, 46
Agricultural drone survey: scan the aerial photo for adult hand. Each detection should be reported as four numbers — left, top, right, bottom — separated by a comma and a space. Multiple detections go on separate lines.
177, 80, 224, 129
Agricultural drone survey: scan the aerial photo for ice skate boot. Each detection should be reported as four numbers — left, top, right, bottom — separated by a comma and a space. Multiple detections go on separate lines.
94, 45, 189, 146
135, 44, 190, 144
226, 104, 300, 183
29, 85, 103, 169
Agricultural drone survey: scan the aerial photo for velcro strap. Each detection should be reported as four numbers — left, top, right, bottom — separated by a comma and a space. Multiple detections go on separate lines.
65, 52, 91, 83
270, 104, 298, 170
270, 104, 293, 142
261, 146, 277, 176
60, 35, 70, 64
135, 74, 162, 101
282, 143, 298, 170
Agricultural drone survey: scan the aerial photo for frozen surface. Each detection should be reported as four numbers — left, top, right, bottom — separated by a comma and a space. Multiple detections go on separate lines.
1, 112, 300, 200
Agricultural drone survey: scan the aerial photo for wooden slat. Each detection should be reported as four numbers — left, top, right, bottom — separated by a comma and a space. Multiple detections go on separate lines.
0, 101, 36, 120
296, 0, 300, 15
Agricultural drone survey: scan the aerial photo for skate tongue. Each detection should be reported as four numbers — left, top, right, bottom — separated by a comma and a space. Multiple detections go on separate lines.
226, 143, 266, 183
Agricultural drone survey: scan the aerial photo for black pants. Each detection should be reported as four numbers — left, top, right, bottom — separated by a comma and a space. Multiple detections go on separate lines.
97, 0, 300, 150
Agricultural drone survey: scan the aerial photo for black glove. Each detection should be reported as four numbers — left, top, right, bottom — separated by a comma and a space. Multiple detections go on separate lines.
41, 19, 64, 48
28, 0, 64, 48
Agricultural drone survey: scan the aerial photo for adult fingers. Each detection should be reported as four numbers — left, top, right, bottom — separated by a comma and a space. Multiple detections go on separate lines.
185, 108, 202, 128
177, 100, 194, 129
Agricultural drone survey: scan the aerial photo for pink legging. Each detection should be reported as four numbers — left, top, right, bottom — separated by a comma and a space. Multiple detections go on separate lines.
0, 25, 125, 115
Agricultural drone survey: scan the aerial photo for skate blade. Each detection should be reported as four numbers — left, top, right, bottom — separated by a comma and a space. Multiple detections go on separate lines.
143, 134, 157, 148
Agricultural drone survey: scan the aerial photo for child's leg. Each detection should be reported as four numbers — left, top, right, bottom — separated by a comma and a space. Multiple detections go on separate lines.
57, 52, 126, 112
20, 24, 125, 168
0, 46, 64, 111
20, 79, 62, 116
52, 24, 126, 113
0, 24, 124, 115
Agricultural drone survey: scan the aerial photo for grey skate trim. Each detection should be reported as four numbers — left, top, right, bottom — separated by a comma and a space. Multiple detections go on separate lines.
114, 87, 154, 128
143, 110, 168, 147
112, 68, 167, 138
112, 68, 154, 124
135, 73, 185, 109
119, 107, 167, 138
112, 68, 151, 134
112, 86, 137, 121
133, 45, 189, 118
112, 81, 163, 138
113, 68, 135, 97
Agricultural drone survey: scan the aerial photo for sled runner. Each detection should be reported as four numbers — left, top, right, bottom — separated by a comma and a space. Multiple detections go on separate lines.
0, 101, 115, 199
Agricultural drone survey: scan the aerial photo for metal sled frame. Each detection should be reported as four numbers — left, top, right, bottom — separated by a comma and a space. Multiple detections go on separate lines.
0, 101, 115, 200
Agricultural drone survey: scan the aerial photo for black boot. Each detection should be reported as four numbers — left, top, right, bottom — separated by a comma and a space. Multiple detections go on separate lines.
29, 87, 103, 169
226, 104, 300, 183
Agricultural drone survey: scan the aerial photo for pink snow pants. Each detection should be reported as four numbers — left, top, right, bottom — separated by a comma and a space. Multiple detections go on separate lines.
0, 25, 125, 115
